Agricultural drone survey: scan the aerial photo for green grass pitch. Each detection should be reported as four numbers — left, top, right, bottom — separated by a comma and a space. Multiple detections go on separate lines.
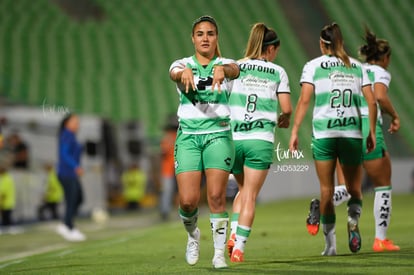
0, 193, 413, 274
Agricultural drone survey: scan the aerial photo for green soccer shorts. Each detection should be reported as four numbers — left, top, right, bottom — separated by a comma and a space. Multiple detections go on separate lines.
232, 140, 273, 175
311, 137, 363, 165
174, 129, 235, 174
362, 117, 387, 161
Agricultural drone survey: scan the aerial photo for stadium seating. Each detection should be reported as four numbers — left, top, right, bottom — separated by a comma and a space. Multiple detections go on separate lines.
0, 0, 412, 155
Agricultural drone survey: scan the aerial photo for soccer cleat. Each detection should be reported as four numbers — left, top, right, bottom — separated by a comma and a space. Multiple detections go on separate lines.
306, 199, 320, 235
347, 217, 361, 253
321, 246, 337, 256
230, 249, 244, 262
372, 238, 400, 252
185, 228, 200, 265
212, 254, 228, 269
227, 233, 236, 257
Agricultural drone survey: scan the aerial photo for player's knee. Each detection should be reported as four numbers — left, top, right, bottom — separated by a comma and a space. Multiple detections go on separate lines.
207, 193, 225, 210
180, 201, 197, 213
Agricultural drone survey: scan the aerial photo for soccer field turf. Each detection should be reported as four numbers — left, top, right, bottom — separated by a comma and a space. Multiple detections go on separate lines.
0, 193, 413, 274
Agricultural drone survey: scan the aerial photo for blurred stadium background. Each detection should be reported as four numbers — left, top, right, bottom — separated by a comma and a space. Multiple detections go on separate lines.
0, 0, 413, 222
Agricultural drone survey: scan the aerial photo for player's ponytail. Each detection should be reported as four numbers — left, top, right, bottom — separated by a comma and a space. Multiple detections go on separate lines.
244, 23, 280, 59
359, 26, 391, 63
320, 23, 351, 67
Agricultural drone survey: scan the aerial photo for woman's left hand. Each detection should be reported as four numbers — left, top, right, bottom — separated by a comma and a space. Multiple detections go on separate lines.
212, 65, 225, 93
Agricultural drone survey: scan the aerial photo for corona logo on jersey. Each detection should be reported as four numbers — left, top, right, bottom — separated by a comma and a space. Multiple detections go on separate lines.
320, 60, 358, 69
239, 63, 277, 75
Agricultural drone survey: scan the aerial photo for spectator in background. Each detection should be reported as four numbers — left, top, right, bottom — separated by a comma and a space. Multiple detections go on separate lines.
38, 163, 63, 221
7, 132, 30, 170
0, 164, 16, 233
159, 124, 178, 221
122, 163, 146, 210
56, 113, 86, 242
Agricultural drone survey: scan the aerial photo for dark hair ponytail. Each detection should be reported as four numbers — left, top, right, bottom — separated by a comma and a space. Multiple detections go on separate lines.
359, 26, 391, 63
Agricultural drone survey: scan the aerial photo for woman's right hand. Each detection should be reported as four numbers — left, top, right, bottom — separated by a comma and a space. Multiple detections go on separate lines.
181, 67, 196, 93
289, 133, 299, 152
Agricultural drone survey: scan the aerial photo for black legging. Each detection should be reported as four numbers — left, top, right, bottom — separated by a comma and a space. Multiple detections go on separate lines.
1, 209, 12, 226
58, 176, 83, 230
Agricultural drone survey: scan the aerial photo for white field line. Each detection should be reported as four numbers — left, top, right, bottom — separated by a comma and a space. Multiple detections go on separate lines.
0, 260, 25, 269
0, 244, 67, 267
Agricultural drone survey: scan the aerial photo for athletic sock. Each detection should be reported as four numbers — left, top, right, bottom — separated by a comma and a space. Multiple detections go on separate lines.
321, 215, 336, 253
347, 198, 362, 220
230, 213, 239, 238
374, 186, 392, 240
179, 207, 199, 237
333, 185, 350, 206
210, 212, 229, 255
234, 225, 251, 253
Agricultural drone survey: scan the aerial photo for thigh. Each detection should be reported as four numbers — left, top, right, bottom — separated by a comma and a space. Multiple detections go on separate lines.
241, 166, 269, 198
176, 171, 202, 203
174, 130, 203, 174
202, 131, 235, 172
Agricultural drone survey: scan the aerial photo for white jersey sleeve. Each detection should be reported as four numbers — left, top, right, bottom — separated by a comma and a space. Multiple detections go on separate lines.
300, 61, 316, 85
277, 68, 290, 93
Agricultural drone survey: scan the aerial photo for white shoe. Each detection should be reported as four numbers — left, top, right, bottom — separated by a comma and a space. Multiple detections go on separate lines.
69, 228, 86, 242
56, 223, 71, 239
212, 253, 228, 269
185, 228, 200, 265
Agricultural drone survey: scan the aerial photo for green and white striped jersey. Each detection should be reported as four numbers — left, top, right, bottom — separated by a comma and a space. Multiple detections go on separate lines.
229, 59, 290, 143
169, 56, 236, 134
360, 63, 391, 124
300, 55, 370, 139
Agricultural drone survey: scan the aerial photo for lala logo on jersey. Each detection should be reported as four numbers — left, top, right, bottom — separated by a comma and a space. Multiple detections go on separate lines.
233, 120, 264, 132
327, 117, 357, 129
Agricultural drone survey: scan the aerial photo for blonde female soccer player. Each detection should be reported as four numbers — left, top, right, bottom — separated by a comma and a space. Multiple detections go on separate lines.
227, 23, 292, 262
319, 28, 400, 252
169, 15, 239, 269
290, 23, 377, 256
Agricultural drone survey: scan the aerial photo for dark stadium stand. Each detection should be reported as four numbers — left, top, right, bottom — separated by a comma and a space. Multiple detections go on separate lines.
0, 0, 412, 156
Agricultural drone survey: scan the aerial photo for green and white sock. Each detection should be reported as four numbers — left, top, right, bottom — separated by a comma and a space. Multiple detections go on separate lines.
234, 225, 251, 253
374, 186, 392, 240
230, 213, 239, 238
179, 207, 199, 237
210, 212, 229, 254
